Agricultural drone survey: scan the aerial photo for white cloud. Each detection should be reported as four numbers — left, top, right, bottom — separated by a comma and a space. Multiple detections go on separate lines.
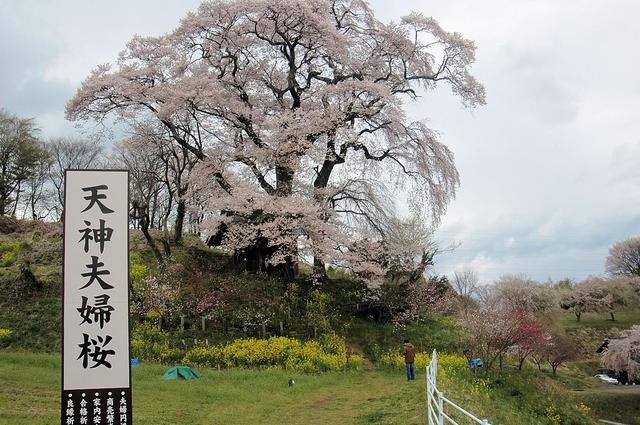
1, 0, 640, 282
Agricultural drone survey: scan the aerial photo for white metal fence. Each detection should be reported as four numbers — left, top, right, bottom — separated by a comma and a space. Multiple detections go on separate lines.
426, 349, 492, 425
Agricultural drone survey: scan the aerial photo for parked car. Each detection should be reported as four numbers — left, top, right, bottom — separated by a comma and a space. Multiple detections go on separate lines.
594, 374, 619, 385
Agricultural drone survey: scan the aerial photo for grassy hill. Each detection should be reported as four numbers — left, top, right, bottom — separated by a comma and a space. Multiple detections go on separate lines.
1, 217, 637, 424
555, 311, 640, 424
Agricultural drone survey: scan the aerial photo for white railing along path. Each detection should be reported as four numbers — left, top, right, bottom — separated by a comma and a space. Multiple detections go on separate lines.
426, 349, 492, 425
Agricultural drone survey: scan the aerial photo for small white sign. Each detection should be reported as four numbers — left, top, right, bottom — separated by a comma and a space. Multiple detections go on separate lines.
62, 170, 131, 425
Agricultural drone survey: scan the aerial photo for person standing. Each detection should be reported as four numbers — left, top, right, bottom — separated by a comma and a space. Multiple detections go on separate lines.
403, 339, 416, 381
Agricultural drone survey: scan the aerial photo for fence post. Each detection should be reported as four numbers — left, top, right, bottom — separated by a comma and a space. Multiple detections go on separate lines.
427, 364, 433, 425
437, 391, 444, 425
432, 349, 438, 385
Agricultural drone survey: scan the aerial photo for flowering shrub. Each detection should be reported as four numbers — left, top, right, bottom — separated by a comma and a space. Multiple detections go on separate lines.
285, 340, 348, 372
223, 338, 272, 367
0, 240, 21, 267
378, 350, 431, 369
159, 347, 185, 364
319, 333, 347, 356
545, 404, 562, 425
181, 335, 357, 372
577, 403, 590, 415
378, 350, 466, 376
131, 322, 171, 362
0, 328, 13, 347
183, 346, 225, 368
470, 377, 491, 395
348, 354, 366, 370
131, 327, 365, 373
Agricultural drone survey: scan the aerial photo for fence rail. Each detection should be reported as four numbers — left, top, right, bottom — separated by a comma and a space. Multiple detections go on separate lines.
426, 349, 492, 425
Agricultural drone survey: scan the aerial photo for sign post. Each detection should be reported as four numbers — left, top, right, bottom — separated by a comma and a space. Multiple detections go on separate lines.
62, 170, 132, 425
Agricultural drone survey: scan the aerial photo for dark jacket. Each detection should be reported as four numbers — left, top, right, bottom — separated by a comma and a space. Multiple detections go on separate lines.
403, 343, 416, 364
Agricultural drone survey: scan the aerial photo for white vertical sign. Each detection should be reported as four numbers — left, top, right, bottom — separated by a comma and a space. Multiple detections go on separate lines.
62, 170, 132, 425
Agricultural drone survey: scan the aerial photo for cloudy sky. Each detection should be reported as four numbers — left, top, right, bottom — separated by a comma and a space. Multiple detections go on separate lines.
1, 0, 639, 283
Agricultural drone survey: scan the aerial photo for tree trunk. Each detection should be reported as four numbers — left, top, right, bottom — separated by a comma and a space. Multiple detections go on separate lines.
575, 312, 581, 322
518, 356, 526, 370
201, 316, 206, 332
134, 202, 165, 265
142, 221, 164, 265
11, 182, 21, 218
313, 257, 327, 283
161, 237, 171, 258
150, 190, 158, 229
267, 254, 298, 282
610, 311, 616, 321
174, 199, 186, 244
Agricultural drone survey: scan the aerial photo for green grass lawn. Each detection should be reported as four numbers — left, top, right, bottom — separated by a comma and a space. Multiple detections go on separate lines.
1, 351, 602, 425
0, 351, 427, 425
559, 311, 640, 330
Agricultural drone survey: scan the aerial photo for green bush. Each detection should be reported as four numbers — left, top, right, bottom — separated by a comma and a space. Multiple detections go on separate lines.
130, 251, 150, 291
159, 347, 185, 364
0, 240, 21, 267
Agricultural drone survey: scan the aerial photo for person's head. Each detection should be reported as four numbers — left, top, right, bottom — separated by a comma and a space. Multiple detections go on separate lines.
404, 339, 409, 343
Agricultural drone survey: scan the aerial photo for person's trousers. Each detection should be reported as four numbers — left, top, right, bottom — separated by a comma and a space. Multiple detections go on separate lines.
405, 362, 415, 380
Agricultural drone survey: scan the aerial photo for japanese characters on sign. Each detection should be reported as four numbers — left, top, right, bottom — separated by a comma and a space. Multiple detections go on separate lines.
62, 170, 131, 425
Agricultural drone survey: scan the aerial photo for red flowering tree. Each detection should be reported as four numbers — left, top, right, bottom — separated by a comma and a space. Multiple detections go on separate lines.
513, 317, 547, 370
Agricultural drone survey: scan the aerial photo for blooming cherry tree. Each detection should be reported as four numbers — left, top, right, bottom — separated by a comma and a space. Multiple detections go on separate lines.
66, 0, 485, 280
606, 236, 640, 277
601, 326, 640, 382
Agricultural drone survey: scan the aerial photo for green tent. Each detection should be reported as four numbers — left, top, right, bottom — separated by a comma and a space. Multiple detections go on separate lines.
162, 366, 202, 380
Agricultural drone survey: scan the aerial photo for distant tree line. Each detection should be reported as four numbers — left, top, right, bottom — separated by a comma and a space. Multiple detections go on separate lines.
0, 109, 198, 254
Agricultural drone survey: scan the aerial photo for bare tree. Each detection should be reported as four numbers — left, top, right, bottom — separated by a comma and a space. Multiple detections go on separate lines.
492, 274, 558, 313
130, 122, 197, 244
606, 236, 640, 277
112, 137, 167, 264
451, 267, 479, 298
46, 137, 104, 220
546, 334, 577, 377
